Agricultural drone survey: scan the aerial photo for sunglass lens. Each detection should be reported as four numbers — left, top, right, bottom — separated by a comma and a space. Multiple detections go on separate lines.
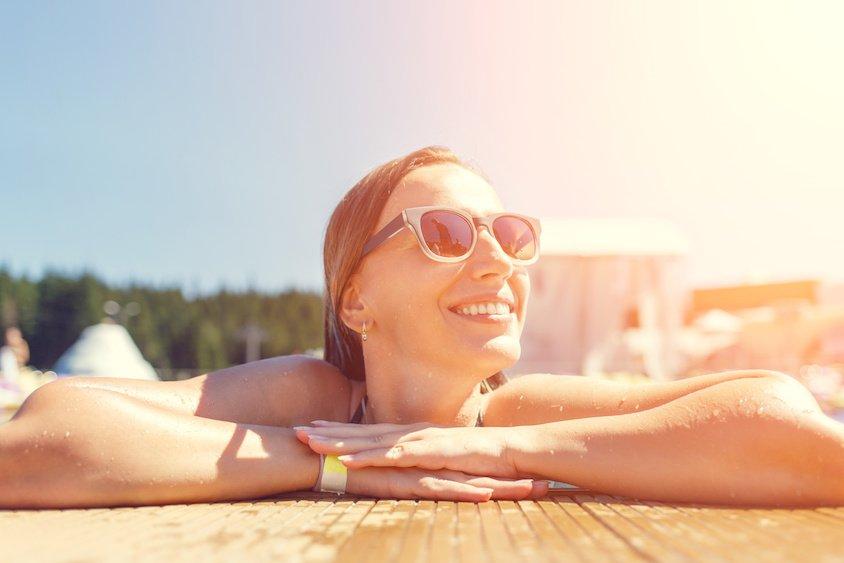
420, 210, 473, 257
492, 216, 537, 260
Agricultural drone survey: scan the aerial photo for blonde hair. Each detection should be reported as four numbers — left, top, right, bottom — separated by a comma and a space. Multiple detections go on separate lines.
322, 145, 507, 392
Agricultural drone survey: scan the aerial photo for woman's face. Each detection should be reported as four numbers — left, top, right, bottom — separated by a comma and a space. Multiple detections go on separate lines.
353, 163, 531, 376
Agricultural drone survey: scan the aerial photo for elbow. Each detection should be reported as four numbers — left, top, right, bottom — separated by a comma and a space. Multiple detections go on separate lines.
739, 375, 844, 507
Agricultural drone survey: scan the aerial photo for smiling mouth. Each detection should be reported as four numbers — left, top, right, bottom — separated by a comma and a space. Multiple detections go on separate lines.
447, 305, 515, 324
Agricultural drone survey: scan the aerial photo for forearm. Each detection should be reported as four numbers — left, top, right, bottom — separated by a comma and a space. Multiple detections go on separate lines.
0, 388, 319, 508
511, 376, 844, 507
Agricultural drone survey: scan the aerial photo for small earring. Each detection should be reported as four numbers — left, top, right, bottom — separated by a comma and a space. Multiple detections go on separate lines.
361, 321, 367, 342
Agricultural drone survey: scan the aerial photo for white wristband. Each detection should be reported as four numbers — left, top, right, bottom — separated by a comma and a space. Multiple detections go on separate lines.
316, 454, 347, 494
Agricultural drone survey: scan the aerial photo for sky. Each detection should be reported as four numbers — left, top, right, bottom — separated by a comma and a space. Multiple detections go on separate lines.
2, 1, 843, 296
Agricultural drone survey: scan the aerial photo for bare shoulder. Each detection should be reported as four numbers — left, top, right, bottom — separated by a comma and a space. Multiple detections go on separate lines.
178, 354, 357, 426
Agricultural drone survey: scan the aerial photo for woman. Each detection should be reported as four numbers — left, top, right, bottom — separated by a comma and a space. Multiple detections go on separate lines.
1, 146, 842, 508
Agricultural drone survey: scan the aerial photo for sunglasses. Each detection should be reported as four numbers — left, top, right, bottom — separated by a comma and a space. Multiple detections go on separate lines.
361, 205, 542, 265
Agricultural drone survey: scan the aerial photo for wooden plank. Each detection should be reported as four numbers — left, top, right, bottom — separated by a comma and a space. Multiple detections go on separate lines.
669, 502, 830, 562
517, 499, 586, 562
395, 500, 436, 563
496, 500, 545, 560
536, 499, 607, 562
264, 499, 355, 560
454, 502, 485, 563
306, 499, 375, 560
4, 495, 844, 562
477, 499, 517, 563
611, 496, 750, 560
428, 501, 457, 563
744, 507, 844, 552
593, 494, 725, 561
142, 501, 296, 560
815, 507, 844, 521
369, 500, 418, 563
204, 499, 300, 553
72, 503, 198, 560
575, 495, 688, 562
335, 500, 399, 562
553, 495, 648, 561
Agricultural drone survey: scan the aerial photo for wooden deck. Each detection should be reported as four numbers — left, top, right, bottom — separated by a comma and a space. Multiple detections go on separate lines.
2, 491, 843, 562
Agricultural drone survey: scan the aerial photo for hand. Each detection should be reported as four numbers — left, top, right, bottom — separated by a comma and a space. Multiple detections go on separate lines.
345, 467, 548, 502
294, 421, 529, 479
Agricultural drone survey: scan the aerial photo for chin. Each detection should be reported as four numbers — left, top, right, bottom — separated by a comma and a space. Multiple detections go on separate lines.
467, 336, 521, 373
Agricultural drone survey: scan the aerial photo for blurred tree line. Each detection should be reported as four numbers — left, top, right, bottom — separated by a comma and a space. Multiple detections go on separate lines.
0, 268, 324, 376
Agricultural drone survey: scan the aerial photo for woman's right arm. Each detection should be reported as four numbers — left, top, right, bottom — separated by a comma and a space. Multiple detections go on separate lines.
0, 356, 541, 507
0, 380, 323, 508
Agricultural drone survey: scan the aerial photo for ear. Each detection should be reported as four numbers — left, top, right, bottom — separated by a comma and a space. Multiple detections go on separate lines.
338, 273, 370, 335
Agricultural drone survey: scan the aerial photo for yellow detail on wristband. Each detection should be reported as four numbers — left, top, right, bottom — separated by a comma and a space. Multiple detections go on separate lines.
319, 454, 348, 494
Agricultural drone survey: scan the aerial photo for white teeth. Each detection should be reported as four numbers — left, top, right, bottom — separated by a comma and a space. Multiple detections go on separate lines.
454, 302, 512, 316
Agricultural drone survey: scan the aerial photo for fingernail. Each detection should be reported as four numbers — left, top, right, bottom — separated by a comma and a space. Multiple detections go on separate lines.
337, 454, 355, 462
311, 420, 330, 425
293, 426, 312, 432
308, 435, 329, 442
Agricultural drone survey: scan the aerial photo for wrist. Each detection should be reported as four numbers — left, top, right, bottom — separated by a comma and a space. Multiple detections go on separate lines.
312, 454, 348, 494
503, 425, 542, 478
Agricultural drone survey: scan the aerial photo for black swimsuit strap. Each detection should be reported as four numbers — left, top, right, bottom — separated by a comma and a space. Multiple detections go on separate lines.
350, 394, 366, 424
349, 394, 484, 427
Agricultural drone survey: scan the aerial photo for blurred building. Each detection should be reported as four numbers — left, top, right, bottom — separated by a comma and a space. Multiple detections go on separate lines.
509, 218, 689, 380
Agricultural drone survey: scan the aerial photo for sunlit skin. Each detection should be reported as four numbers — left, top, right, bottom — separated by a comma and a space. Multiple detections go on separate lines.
336, 163, 530, 427
2, 161, 844, 508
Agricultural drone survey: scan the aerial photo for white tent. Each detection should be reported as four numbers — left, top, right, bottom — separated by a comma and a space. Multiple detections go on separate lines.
508, 218, 690, 380
54, 321, 159, 381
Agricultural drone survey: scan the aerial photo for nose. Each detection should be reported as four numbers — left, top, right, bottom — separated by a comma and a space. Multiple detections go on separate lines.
468, 226, 514, 279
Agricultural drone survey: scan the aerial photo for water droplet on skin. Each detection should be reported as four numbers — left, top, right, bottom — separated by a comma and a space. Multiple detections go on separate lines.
64, 431, 71, 438
634, 403, 640, 410
757, 406, 765, 415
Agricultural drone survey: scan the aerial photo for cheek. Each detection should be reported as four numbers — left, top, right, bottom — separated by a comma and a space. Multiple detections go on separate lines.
374, 258, 454, 321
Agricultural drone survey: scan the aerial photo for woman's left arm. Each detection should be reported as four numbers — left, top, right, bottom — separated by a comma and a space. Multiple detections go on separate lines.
509, 374, 844, 507
296, 374, 844, 507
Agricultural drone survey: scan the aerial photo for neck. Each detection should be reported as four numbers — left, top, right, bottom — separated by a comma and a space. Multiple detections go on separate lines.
361, 349, 488, 426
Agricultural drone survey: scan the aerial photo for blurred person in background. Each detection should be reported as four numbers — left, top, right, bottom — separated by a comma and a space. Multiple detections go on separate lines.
0, 327, 29, 389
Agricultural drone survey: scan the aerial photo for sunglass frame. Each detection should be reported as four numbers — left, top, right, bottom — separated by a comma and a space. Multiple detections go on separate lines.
361, 205, 542, 265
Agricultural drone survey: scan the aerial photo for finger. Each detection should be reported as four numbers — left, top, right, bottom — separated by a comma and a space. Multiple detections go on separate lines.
306, 434, 407, 456
336, 443, 442, 470
298, 422, 431, 438
458, 475, 536, 500
529, 480, 550, 499
293, 430, 311, 445
415, 478, 493, 502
